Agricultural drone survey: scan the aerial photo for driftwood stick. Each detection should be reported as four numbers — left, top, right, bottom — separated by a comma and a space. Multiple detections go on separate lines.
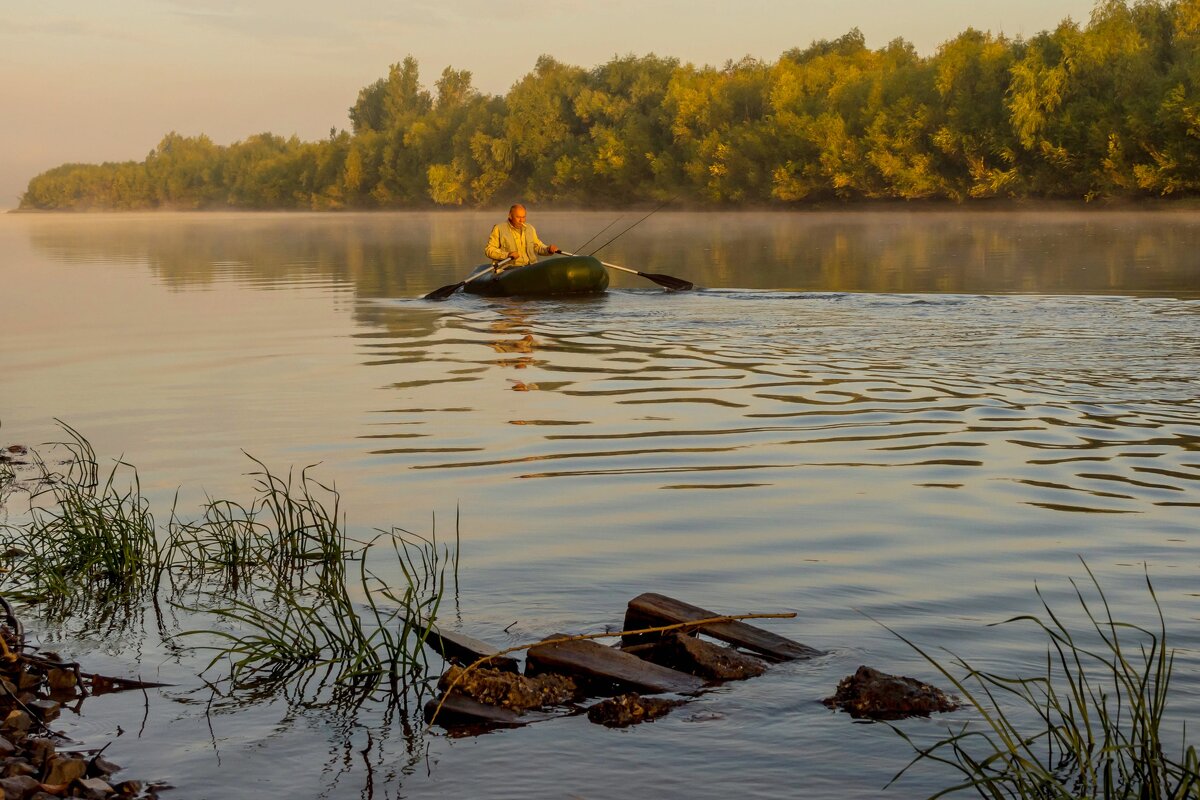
426, 611, 795, 728
15, 652, 171, 696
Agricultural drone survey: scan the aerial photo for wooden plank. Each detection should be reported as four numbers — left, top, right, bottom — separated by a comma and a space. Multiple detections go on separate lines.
409, 616, 519, 672
423, 693, 526, 728
526, 635, 705, 696
623, 593, 823, 662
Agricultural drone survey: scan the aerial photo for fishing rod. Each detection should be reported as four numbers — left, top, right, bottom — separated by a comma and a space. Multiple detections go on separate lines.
587, 196, 676, 257
561, 196, 692, 291
572, 215, 624, 255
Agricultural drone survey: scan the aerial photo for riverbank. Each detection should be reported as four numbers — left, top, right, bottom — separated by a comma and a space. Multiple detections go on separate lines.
8, 195, 1200, 214
0, 603, 157, 799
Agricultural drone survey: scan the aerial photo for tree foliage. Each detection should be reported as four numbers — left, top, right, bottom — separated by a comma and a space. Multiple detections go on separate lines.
21, 0, 1200, 210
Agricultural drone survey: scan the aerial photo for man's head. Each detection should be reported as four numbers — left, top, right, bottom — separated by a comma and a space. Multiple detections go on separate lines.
508, 204, 527, 230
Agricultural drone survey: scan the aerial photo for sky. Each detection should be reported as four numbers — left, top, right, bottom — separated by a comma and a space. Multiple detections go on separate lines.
0, 0, 1100, 210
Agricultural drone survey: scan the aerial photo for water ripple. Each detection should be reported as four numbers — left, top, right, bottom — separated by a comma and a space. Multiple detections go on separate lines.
362, 292, 1200, 518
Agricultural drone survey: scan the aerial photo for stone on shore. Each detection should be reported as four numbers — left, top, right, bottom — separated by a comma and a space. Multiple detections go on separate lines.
74, 777, 116, 797
25, 700, 60, 723
0, 774, 41, 798
2, 710, 33, 736
44, 755, 89, 785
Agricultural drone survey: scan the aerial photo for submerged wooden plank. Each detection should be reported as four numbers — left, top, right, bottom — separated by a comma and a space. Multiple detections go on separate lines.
526, 635, 705, 695
623, 593, 823, 661
423, 693, 526, 727
409, 616, 519, 672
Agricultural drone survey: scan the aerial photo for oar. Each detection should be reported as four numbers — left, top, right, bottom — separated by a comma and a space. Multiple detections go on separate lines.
424, 257, 515, 300
559, 251, 693, 292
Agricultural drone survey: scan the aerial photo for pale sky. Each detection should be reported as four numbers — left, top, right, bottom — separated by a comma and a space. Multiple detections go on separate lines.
0, 0, 1099, 210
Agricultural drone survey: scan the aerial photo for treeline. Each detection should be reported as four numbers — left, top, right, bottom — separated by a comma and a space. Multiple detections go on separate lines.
20, 0, 1200, 210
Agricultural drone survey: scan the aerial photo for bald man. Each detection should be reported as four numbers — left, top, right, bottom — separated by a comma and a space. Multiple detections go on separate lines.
485, 204, 560, 268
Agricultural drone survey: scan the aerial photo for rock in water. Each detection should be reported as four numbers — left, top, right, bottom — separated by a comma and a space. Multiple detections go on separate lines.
438, 666, 577, 711
823, 665, 959, 720
586, 693, 684, 728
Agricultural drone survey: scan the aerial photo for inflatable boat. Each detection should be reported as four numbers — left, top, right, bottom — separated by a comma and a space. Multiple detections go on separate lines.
462, 254, 609, 297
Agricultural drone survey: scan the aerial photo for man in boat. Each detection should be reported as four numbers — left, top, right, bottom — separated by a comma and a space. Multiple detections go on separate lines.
485, 204, 560, 269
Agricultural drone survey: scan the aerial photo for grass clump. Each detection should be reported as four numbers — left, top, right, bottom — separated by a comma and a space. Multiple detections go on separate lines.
171, 458, 457, 696
167, 456, 355, 592
887, 561, 1200, 799
0, 421, 164, 603
180, 470, 457, 698
189, 530, 453, 701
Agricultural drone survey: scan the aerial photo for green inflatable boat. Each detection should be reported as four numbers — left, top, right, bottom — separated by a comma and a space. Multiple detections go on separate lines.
463, 254, 609, 297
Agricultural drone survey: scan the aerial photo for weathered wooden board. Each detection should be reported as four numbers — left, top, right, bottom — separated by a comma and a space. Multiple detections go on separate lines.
423, 693, 526, 727
409, 616, 519, 672
623, 593, 823, 661
630, 632, 768, 681
526, 635, 705, 695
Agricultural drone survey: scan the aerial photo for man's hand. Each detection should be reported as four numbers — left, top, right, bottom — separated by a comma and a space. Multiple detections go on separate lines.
548, 245, 561, 254
507, 251, 519, 260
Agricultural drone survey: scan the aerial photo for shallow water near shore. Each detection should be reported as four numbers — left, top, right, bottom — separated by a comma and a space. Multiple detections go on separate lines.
2, 210, 1199, 799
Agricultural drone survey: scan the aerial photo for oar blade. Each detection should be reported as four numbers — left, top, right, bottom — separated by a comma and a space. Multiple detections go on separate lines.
424, 280, 466, 301
643, 272, 694, 292
425, 257, 511, 300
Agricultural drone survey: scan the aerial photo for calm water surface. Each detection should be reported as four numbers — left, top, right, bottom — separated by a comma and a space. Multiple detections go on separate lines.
2, 211, 1199, 799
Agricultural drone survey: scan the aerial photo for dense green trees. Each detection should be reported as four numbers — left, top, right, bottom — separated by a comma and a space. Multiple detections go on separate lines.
20, 0, 1200, 210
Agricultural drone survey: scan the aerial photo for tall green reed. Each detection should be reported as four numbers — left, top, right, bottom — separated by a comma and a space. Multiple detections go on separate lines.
886, 562, 1200, 799
166, 456, 353, 593
178, 463, 456, 697
186, 525, 455, 700
0, 458, 15, 509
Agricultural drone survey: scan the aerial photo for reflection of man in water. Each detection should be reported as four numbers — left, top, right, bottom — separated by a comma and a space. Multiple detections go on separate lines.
485, 204, 560, 267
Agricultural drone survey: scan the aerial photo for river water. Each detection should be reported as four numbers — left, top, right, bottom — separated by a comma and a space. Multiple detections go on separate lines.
2, 210, 1199, 799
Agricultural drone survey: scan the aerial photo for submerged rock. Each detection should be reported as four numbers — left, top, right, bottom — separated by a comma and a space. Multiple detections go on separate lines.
1, 445, 29, 462
823, 665, 959, 720
438, 665, 577, 712
630, 632, 767, 681
586, 693, 684, 728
